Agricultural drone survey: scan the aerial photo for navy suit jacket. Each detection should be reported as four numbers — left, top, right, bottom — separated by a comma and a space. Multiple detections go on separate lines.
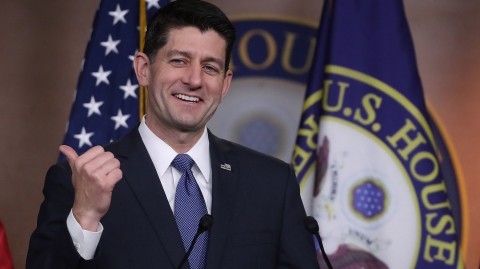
27, 128, 319, 269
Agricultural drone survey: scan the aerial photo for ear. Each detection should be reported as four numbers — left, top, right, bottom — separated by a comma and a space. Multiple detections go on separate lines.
133, 52, 150, 86
221, 69, 233, 100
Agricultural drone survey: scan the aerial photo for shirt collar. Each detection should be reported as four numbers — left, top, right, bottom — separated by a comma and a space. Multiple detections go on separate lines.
185, 128, 211, 183
138, 116, 211, 183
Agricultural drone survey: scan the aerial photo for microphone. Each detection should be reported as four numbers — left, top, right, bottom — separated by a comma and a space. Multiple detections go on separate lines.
305, 216, 333, 269
176, 214, 214, 269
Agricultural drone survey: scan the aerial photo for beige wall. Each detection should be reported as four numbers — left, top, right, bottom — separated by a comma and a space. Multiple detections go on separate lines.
0, 0, 478, 268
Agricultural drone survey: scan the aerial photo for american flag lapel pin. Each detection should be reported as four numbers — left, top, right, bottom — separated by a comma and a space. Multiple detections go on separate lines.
220, 163, 231, 171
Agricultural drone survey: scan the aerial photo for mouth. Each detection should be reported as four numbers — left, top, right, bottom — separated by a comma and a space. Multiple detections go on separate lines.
174, 93, 200, 103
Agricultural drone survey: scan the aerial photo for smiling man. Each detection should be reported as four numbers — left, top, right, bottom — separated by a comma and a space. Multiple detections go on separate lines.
26, 1, 319, 268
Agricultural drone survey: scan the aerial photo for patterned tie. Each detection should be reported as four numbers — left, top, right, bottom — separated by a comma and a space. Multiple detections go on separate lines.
173, 154, 209, 269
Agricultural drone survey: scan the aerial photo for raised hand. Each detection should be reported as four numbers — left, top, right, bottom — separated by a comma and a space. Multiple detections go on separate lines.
60, 145, 123, 231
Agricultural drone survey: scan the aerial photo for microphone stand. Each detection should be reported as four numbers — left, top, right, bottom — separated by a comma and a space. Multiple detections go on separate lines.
305, 216, 333, 269
176, 214, 214, 269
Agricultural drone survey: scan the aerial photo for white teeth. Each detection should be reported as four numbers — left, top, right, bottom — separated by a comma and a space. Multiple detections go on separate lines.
175, 94, 199, 102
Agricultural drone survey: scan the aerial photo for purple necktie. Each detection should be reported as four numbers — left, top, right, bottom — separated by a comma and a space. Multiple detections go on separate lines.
173, 154, 208, 269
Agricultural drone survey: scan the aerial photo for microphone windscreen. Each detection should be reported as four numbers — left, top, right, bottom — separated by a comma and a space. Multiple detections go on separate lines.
198, 214, 214, 232
305, 216, 319, 233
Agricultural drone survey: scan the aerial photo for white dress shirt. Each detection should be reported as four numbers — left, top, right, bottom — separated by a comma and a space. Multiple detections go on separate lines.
66, 117, 213, 259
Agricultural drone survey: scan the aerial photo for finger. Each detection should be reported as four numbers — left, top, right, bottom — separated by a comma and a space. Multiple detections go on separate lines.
83, 151, 117, 175
75, 146, 106, 169
90, 155, 120, 178
105, 168, 123, 190
59, 145, 78, 167
89, 162, 122, 192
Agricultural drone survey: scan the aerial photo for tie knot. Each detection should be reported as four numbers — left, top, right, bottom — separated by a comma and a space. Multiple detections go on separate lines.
172, 154, 195, 173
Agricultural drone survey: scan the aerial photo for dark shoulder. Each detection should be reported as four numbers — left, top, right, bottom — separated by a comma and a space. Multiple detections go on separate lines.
209, 132, 291, 169
102, 126, 142, 157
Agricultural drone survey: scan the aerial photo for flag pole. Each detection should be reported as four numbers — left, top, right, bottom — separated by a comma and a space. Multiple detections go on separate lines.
139, 0, 147, 120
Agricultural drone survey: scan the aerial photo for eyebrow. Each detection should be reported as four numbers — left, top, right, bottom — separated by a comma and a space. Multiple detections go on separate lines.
167, 49, 225, 70
167, 49, 191, 59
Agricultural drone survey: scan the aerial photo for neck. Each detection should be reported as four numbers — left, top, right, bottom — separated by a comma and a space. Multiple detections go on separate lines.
145, 117, 204, 153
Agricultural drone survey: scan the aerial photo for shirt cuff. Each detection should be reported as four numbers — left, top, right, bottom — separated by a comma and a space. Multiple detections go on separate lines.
66, 210, 103, 260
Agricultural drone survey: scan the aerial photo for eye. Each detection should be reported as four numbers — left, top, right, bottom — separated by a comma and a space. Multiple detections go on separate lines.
203, 65, 220, 75
170, 58, 186, 66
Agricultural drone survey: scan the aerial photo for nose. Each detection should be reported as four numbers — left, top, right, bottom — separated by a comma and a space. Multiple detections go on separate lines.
183, 63, 203, 89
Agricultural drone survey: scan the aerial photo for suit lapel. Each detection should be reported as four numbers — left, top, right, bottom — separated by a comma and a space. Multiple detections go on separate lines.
115, 129, 186, 267
206, 131, 239, 269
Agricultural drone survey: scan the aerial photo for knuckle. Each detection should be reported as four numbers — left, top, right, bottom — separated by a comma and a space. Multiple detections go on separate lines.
108, 169, 123, 182
83, 161, 96, 173
90, 171, 103, 183
115, 169, 123, 179
103, 151, 114, 159
92, 145, 105, 153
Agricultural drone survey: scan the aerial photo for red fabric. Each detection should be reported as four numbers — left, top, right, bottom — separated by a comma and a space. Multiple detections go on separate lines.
0, 221, 13, 269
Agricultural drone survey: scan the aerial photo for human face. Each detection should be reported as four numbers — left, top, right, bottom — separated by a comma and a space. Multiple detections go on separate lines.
135, 27, 232, 141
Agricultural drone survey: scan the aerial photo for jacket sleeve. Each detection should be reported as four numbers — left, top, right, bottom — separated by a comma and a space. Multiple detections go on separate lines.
26, 163, 97, 269
277, 165, 320, 269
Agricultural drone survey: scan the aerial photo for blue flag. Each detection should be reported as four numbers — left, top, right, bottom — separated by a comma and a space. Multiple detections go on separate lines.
61, 0, 168, 158
292, 0, 464, 268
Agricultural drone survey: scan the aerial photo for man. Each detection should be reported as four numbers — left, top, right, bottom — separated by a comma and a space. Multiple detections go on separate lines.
27, 0, 319, 268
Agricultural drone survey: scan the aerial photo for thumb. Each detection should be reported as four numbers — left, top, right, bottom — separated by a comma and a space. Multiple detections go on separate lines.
59, 145, 79, 167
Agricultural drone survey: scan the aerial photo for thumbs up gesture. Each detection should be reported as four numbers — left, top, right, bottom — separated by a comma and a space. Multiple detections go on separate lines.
60, 145, 123, 232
